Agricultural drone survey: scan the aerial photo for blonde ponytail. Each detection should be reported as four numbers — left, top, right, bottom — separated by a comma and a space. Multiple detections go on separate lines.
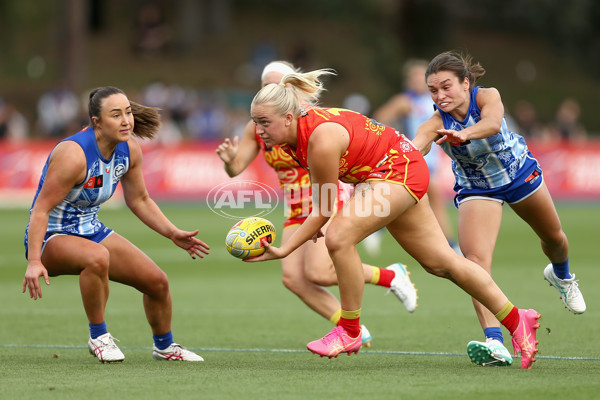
252, 69, 336, 117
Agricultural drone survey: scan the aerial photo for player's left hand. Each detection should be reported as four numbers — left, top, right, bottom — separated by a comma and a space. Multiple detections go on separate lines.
172, 229, 210, 259
435, 129, 470, 145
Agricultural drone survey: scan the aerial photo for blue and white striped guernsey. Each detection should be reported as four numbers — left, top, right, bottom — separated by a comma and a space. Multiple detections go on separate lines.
436, 86, 529, 190
28, 126, 130, 236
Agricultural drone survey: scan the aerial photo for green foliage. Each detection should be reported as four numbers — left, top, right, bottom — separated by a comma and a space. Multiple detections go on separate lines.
1, 204, 599, 399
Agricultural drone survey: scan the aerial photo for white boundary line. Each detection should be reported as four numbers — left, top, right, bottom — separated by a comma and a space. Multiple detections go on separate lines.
2, 344, 599, 362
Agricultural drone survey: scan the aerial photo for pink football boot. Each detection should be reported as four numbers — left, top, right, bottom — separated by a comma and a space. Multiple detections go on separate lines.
511, 308, 541, 369
307, 326, 362, 358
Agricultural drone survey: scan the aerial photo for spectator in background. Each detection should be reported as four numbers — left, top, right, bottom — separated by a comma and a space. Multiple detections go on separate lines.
140, 82, 185, 144
549, 97, 587, 143
0, 97, 29, 143
154, 109, 183, 146
512, 99, 545, 140
36, 86, 80, 138
373, 59, 459, 255
186, 90, 228, 140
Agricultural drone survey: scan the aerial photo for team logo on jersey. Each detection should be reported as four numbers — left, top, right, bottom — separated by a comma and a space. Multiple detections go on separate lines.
400, 142, 415, 153
84, 175, 103, 188
114, 164, 126, 180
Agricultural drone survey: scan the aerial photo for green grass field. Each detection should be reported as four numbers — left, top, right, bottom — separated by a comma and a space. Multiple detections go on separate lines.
1, 204, 599, 399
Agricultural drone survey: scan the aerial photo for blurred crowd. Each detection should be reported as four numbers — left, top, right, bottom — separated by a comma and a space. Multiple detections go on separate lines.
0, 83, 254, 146
509, 97, 588, 144
0, 86, 590, 146
0, 1, 594, 146
0, 0, 591, 146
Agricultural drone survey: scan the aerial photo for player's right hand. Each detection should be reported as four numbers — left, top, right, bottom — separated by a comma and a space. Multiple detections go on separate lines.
22, 260, 50, 300
216, 136, 239, 163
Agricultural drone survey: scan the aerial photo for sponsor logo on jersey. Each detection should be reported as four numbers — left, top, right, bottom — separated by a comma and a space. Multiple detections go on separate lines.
84, 175, 103, 188
525, 169, 541, 184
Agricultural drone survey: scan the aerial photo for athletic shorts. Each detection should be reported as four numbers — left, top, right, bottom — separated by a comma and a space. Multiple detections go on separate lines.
454, 153, 544, 208
24, 223, 113, 259
364, 146, 430, 202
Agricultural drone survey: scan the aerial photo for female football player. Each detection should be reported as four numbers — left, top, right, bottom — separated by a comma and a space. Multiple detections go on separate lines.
414, 50, 585, 366
217, 61, 418, 348
23, 86, 209, 363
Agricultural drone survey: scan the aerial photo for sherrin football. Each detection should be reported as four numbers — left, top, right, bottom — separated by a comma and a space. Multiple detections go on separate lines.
225, 217, 276, 259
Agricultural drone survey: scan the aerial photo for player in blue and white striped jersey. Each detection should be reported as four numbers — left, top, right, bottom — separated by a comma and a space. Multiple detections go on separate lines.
415, 51, 586, 367
23, 86, 210, 363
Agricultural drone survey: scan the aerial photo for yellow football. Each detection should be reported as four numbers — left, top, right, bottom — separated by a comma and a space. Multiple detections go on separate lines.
225, 217, 276, 259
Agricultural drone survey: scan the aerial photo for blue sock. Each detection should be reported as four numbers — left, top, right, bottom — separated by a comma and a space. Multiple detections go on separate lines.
484, 327, 503, 344
553, 259, 571, 280
153, 331, 174, 350
89, 322, 107, 339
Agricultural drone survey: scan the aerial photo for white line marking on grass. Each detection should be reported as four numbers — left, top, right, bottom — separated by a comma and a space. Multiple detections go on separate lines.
3, 344, 599, 362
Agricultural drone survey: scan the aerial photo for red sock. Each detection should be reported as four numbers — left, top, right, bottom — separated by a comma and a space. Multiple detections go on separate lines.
375, 268, 395, 288
339, 317, 361, 338
500, 307, 520, 334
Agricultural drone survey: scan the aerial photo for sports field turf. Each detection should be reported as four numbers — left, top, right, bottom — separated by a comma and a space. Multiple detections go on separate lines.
1, 204, 599, 399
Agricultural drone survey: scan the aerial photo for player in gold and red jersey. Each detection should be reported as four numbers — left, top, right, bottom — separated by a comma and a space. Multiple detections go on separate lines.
286, 106, 427, 200
216, 62, 418, 348
246, 68, 540, 369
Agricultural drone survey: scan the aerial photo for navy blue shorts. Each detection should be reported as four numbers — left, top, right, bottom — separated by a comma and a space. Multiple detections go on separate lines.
453, 154, 544, 208
24, 223, 113, 259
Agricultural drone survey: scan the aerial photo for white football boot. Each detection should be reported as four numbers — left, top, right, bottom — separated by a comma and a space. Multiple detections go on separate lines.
153, 343, 204, 361
386, 263, 418, 313
88, 333, 125, 363
543, 264, 586, 314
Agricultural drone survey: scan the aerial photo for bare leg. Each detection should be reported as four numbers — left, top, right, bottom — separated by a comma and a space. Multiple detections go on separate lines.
280, 225, 341, 320
385, 193, 510, 314
42, 235, 111, 324
102, 233, 172, 335
457, 199, 504, 331
510, 183, 569, 262
324, 183, 415, 312
428, 171, 455, 241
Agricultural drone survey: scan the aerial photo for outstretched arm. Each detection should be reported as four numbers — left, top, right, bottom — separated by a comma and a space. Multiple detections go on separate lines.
121, 139, 210, 259
246, 122, 347, 262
